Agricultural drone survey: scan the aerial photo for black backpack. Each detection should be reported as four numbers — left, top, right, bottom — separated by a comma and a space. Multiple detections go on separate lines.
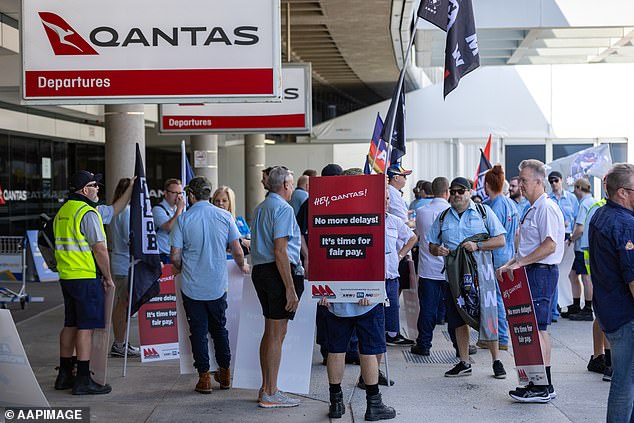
38, 213, 57, 272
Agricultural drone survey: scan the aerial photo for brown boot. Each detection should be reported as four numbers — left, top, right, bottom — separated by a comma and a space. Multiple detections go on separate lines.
214, 367, 231, 389
195, 371, 212, 394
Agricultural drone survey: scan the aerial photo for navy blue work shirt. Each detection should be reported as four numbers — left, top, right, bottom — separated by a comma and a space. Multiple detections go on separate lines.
588, 200, 634, 333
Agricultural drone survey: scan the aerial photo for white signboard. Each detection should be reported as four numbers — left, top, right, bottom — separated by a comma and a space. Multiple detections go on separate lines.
21, 0, 281, 104
160, 63, 312, 134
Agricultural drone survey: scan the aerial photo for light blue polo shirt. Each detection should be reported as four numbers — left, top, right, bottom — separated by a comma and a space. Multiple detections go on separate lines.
549, 190, 579, 234
251, 192, 301, 266
427, 201, 506, 250
575, 193, 597, 251
152, 199, 175, 254
289, 188, 309, 216
489, 195, 519, 269
170, 201, 240, 301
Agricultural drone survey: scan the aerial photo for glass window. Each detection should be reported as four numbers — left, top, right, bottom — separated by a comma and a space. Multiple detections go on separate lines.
505, 144, 546, 179
552, 143, 593, 160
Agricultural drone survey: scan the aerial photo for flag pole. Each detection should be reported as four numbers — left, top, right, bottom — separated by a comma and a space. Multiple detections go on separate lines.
385, 16, 420, 168
123, 256, 135, 377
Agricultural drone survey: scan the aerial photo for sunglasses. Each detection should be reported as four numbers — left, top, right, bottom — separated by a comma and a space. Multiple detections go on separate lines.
449, 188, 467, 196
548, 179, 560, 184
85, 182, 98, 188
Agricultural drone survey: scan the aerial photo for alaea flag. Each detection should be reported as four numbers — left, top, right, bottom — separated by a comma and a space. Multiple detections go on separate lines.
130, 143, 161, 315
443, 0, 480, 98
364, 113, 388, 174
418, 0, 449, 31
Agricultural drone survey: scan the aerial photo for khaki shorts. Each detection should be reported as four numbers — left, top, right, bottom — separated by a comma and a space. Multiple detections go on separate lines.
113, 275, 129, 304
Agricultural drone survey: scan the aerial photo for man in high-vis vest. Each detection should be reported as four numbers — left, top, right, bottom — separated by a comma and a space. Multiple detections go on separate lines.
54, 170, 114, 395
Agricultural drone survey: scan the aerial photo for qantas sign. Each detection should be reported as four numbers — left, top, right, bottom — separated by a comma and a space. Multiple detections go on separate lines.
21, 0, 281, 104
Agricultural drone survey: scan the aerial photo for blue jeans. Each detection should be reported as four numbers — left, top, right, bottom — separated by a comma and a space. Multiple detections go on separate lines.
384, 277, 400, 333
181, 292, 231, 373
496, 282, 509, 345
604, 319, 634, 423
551, 285, 560, 319
415, 278, 447, 349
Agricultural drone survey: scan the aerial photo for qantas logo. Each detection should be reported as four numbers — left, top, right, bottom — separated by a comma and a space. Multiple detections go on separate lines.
143, 347, 160, 359
311, 284, 336, 298
39, 12, 98, 55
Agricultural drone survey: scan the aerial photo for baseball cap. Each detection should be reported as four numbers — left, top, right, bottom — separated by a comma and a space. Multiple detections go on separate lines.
548, 171, 563, 181
386, 164, 412, 178
449, 177, 472, 190
186, 176, 212, 199
321, 163, 343, 177
69, 170, 102, 191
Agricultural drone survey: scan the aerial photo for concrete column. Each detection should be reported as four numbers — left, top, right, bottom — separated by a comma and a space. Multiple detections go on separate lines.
104, 104, 145, 202
244, 134, 266, 223
190, 135, 218, 189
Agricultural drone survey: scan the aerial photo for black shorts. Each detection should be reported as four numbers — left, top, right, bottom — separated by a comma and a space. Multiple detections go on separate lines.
60, 278, 105, 330
398, 256, 411, 290
572, 251, 589, 275
252, 263, 304, 320
325, 305, 386, 355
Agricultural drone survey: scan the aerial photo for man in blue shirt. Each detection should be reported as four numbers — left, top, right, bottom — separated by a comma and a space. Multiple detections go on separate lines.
289, 174, 309, 215
509, 176, 530, 219
428, 177, 507, 379
567, 178, 597, 321
251, 166, 304, 408
170, 176, 247, 395
153, 178, 185, 264
588, 163, 634, 423
484, 165, 519, 350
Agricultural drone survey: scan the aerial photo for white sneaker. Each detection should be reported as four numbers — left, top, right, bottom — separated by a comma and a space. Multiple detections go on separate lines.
110, 342, 141, 357
258, 390, 300, 408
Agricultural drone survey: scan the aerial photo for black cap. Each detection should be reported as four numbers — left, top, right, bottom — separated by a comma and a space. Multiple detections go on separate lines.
548, 171, 563, 181
321, 163, 343, 177
450, 177, 472, 190
186, 176, 212, 199
69, 170, 102, 191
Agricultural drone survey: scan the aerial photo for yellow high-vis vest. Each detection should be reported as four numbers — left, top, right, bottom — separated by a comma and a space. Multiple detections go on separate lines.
54, 200, 106, 280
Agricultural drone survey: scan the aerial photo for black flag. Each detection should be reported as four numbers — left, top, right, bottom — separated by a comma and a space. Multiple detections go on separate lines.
418, 0, 449, 31
129, 143, 161, 315
443, 0, 480, 98
381, 84, 407, 164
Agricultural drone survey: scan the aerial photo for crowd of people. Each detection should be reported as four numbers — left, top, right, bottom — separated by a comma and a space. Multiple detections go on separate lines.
50, 159, 634, 422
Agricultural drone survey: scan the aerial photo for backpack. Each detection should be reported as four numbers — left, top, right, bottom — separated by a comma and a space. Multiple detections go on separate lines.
38, 213, 57, 272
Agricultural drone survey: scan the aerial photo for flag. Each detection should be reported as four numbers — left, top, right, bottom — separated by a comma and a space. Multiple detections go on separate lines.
443, 0, 480, 98
473, 135, 492, 201
545, 144, 613, 190
381, 84, 407, 165
129, 143, 161, 315
418, 0, 449, 31
364, 114, 389, 174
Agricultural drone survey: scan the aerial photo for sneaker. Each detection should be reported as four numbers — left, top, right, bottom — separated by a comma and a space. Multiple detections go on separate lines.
603, 367, 613, 382
259, 390, 300, 408
548, 385, 557, 399
509, 383, 550, 403
257, 388, 264, 402
110, 342, 141, 358
493, 360, 506, 379
569, 308, 594, 321
385, 333, 415, 346
587, 354, 606, 374
561, 304, 581, 318
410, 345, 430, 356
445, 361, 472, 377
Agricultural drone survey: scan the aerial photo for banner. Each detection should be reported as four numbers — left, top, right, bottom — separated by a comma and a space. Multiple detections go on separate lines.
160, 64, 311, 134
21, 0, 281, 104
308, 174, 386, 303
232, 278, 316, 394
0, 309, 49, 407
138, 265, 179, 363
499, 268, 547, 386
545, 144, 613, 191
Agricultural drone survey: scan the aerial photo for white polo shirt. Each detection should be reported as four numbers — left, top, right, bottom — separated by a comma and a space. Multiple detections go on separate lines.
388, 184, 409, 224
415, 198, 450, 280
517, 193, 565, 265
385, 213, 414, 279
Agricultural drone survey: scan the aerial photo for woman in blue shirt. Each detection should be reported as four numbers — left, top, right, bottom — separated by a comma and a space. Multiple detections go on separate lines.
211, 186, 251, 254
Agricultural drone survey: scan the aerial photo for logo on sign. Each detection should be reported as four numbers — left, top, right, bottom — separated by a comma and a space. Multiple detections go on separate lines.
517, 368, 528, 382
38, 12, 98, 55
143, 347, 160, 359
311, 284, 336, 298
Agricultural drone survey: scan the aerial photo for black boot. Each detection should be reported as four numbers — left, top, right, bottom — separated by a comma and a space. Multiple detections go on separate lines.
72, 375, 112, 395
329, 391, 345, 418
365, 393, 396, 421
54, 357, 76, 390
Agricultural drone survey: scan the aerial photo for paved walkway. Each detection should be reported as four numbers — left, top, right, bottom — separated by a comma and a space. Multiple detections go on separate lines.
6, 281, 610, 422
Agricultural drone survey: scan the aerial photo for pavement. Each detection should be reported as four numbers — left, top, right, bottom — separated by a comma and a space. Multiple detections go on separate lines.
3, 281, 610, 422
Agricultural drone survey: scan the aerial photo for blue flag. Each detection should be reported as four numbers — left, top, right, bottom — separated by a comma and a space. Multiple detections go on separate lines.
129, 143, 161, 315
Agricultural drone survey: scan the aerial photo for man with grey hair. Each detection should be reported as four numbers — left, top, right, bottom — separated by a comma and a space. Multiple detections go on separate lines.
498, 159, 564, 403
170, 176, 248, 394
588, 163, 634, 422
251, 166, 304, 408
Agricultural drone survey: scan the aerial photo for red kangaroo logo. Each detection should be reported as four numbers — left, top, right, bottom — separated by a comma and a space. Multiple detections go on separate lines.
38, 12, 98, 55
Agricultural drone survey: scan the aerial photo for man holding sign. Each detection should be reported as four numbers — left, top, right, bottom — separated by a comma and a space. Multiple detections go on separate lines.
497, 159, 565, 403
